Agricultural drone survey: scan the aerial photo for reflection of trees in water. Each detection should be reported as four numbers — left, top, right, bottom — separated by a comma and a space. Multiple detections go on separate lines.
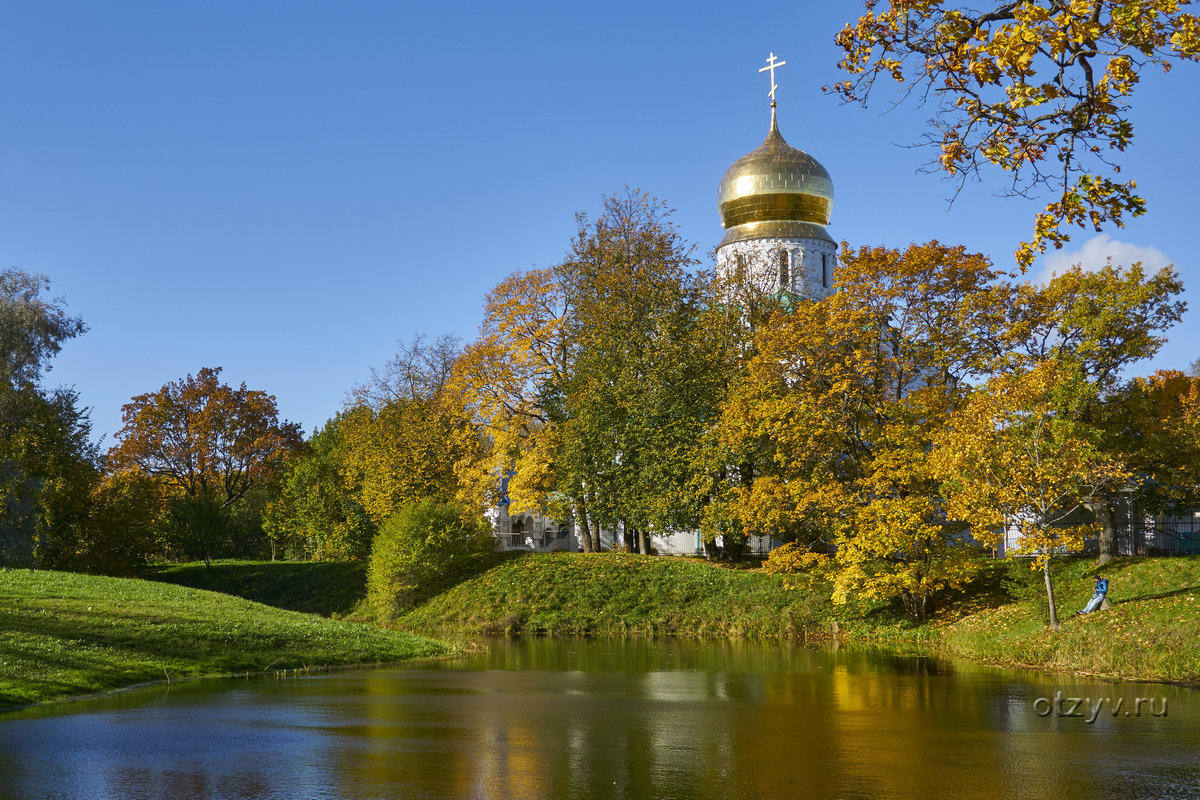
5, 644, 1195, 799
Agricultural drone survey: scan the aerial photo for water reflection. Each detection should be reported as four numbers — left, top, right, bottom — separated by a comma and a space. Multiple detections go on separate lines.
0, 639, 1196, 799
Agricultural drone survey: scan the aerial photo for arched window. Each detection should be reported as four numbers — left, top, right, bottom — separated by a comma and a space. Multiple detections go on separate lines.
735, 253, 747, 282
822, 252, 830, 288
778, 250, 790, 290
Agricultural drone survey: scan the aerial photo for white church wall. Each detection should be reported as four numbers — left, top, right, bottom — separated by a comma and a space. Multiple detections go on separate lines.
716, 236, 837, 300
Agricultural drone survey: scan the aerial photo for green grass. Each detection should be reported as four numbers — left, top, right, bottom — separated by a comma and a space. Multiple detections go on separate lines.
0, 569, 448, 709
398, 550, 1200, 682
139, 559, 368, 617
936, 555, 1200, 682
31, 552, 1199, 701
398, 551, 827, 638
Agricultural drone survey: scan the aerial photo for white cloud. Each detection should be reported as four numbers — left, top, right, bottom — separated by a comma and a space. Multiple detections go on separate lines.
1032, 233, 1171, 284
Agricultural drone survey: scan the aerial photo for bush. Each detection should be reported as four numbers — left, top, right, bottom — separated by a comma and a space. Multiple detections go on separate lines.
366, 499, 492, 620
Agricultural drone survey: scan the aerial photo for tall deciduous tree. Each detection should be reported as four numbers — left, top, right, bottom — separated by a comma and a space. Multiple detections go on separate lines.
833, 2, 1200, 267
452, 267, 572, 525
0, 269, 87, 390
456, 189, 718, 553
557, 189, 718, 551
1000, 262, 1185, 562
112, 367, 301, 507
110, 367, 301, 564
932, 362, 1125, 628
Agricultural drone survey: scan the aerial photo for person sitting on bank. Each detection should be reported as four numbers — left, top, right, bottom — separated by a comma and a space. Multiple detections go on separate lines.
1076, 575, 1109, 615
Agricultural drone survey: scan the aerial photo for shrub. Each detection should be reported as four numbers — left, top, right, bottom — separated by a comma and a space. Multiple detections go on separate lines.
366, 499, 492, 620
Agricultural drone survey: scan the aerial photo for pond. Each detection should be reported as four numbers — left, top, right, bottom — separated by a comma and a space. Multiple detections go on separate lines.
0, 638, 1197, 799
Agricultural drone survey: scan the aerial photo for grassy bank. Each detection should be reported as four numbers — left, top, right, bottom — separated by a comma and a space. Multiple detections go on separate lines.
97, 552, 1200, 686
398, 551, 824, 638
936, 556, 1200, 682
0, 569, 447, 709
397, 550, 1200, 682
140, 559, 368, 617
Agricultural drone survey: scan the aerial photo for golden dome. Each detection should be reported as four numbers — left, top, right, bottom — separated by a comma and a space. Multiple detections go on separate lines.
717, 118, 834, 246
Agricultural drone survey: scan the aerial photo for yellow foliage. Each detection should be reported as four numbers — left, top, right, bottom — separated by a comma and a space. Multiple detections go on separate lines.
762, 543, 831, 575
833, 1, 1200, 267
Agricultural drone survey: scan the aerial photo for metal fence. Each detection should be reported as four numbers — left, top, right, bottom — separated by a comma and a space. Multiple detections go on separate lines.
1079, 515, 1200, 557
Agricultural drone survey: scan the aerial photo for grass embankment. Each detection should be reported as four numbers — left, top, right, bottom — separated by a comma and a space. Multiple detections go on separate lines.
0, 569, 447, 709
140, 559, 367, 617
934, 556, 1200, 682
399, 550, 1200, 682
399, 551, 822, 638
138, 552, 1200, 683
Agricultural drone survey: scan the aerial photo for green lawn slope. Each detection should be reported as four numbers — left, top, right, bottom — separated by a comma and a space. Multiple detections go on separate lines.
0, 569, 447, 709
399, 551, 823, 638
398, 550, 1200, 682
937, 555, 1200, 682
140, 559, 368, 617
103, 551, 1200, 687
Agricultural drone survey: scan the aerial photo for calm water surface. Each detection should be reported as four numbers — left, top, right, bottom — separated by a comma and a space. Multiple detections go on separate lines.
0, 638, 1197, 800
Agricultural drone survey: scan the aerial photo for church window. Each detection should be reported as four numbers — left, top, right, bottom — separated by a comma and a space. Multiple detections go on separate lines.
778, 250, 790, 289
822, 252, 830, 288
735, 253, 746, 282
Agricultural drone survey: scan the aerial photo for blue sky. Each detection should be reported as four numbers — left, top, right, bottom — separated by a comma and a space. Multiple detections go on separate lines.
4, 1, 1198, 443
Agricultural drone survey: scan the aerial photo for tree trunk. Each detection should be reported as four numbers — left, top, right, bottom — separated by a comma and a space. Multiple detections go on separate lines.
901, 590, 928, 623
1086, 496, 1119, 565
576, 504, 594, 552
592, 519, 603, 552
1043, 559, 1061, 629
637, 528, 648, 555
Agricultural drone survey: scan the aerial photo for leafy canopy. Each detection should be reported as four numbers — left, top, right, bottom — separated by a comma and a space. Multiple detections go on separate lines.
110, 366, 302, 507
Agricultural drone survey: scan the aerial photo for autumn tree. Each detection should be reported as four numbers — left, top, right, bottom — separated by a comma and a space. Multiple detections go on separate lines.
340, 335, 485, 526
708, 241, 1006, 616
452, 268, 572, 526
65, 469, 163, 575
999, 262, 1185, 562
1091, 370, 1200, 527
109, 367, 302, 564
932, 362, 1125, 627
833, 2, 1200, 267
556, 190, 721, 552
455, 190, 718, 553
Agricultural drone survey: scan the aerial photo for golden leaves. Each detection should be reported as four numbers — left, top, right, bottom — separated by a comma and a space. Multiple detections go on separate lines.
833, 1, 1200, 268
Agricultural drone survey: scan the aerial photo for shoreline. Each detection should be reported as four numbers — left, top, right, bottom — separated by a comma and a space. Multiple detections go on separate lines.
6, 553, 1198, 709
0, 652, 465, 716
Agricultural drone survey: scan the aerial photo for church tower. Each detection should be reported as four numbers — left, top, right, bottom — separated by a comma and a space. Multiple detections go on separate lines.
716, 53, 835, 299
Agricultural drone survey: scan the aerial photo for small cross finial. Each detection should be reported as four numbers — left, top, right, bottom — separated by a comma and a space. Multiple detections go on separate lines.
759, 52, 786, 109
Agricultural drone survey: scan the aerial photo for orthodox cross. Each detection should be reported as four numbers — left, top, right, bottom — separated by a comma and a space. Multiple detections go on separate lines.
759, 52, 786, 108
